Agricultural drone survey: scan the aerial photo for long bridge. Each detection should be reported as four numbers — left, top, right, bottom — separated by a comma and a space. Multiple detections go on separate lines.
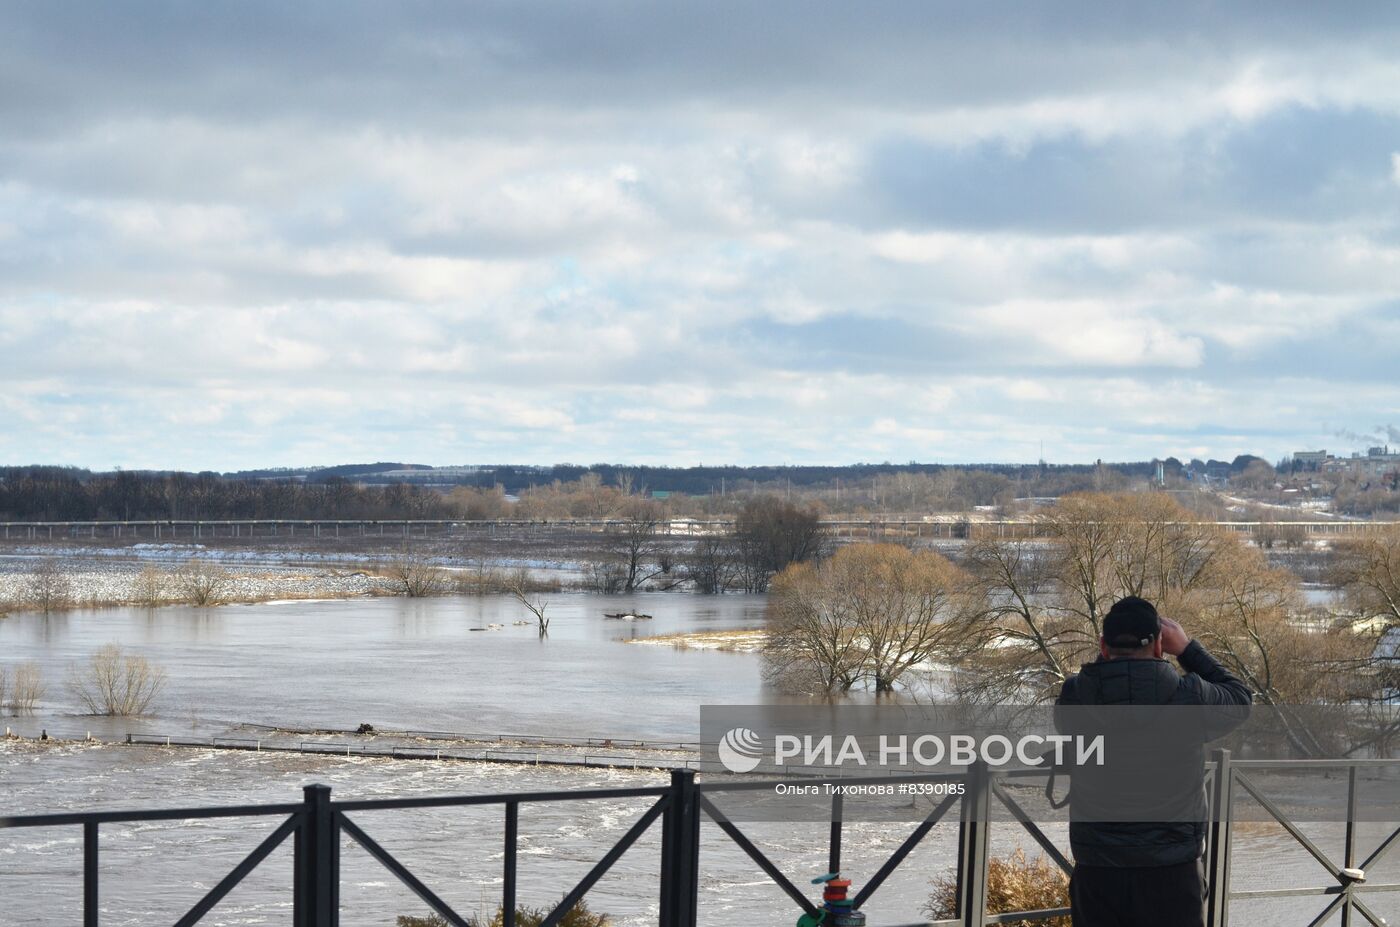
0, 517, 1394, 542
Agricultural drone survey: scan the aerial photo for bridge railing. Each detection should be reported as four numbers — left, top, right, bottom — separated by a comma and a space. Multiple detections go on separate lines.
3, 751, 1399, 926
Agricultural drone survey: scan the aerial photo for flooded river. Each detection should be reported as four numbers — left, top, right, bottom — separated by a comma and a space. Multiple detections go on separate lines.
3, 592, 1398, 925
0, 593, 767, 741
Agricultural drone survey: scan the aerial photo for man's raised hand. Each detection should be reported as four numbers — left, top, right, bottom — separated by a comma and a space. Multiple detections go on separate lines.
1159, 616, 1190, 657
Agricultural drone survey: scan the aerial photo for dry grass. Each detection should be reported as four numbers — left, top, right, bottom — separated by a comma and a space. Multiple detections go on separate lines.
926, 849, 1070, 927
397, 899, 608, 927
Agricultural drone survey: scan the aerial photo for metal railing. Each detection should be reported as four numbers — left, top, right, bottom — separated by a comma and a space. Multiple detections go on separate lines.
3, 751, 1399, 926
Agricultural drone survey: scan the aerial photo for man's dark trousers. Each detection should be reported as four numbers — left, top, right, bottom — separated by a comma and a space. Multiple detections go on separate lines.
1070, 859, 1205, 926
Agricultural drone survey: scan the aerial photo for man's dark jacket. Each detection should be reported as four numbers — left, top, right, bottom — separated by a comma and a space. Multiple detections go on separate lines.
1055, 640, 1252, 867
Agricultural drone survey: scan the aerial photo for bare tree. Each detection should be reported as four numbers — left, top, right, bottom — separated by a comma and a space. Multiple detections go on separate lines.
959, 492, 1272, 704
960, 539, 1074, 702
133, 565, 169, 608
603, 499, 675, 592
764, 544, 973, 694
380, 551, 448, 597
1191, 554, 1368, 755
584, 559, 628, 594
23, 558, 73, 613
684, 533, 741, 594
8, 662, 44, 714
175, 559, 233, 606
734, 496, 826, 592
508, 569, 550, 638
68, 645, 166, 716
1332, 527, 1400, 632
764, 561, 865, 694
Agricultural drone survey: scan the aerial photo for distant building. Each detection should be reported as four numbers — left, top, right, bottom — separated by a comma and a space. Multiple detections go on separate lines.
1291, 447, 1400, 478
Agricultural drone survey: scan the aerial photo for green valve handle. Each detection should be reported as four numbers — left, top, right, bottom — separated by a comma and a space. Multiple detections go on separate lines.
797, 912, 827, 927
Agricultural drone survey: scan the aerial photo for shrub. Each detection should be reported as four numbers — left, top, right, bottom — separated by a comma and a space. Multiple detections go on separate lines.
24, 558, 73, 613
456, 560, 505, 595
926, 849, 1069, 927
68, 644, 166, 716
380, 553, 448, 597
8, 662, 44, 714
175, 559, 232, 606
397, 899, 608, 927
134, 565, 169, 608
584, 559, 627, 594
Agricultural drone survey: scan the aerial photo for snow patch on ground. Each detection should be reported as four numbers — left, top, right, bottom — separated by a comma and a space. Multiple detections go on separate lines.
626, 629, 766, 652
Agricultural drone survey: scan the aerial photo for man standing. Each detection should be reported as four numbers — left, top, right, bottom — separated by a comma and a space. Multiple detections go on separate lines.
1055, 595, 1251, 926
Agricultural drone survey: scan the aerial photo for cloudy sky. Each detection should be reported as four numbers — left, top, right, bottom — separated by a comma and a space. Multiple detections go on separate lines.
2, 2, 1398, 471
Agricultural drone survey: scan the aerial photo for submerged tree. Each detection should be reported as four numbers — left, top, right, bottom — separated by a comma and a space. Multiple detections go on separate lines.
68, 644, 166, 716
602, 498, 675, 592
508, 569, 551, 638
765, 543, 974, 694
7, 662, 44, 714
733, 495, 826, 592
684, 533, 742, 594
23, 558, 73, 613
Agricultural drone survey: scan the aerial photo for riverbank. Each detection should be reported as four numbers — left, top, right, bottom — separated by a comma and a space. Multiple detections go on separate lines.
0, 543, 578, 613
0, 562, 395, 610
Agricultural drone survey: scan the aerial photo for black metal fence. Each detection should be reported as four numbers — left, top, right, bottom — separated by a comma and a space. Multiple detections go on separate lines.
2, 750, 1398, 926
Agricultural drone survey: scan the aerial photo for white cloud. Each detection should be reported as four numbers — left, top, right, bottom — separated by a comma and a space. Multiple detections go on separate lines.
2, 6, 1399, 468
969, 301, 1206, 368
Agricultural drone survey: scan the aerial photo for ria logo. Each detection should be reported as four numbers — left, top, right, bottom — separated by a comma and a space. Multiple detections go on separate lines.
718, 727, 764, 773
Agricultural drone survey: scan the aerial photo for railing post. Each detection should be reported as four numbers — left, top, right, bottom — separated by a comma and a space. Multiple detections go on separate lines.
1207, 749, 1232, 927
1341, 764, 1358, 927
828, 790, 843, 876
294, 784, 338, 927
957, 761, 991, 927
660, 769, 699, 927
84, 820, 98, 927
504, 801, 518, 927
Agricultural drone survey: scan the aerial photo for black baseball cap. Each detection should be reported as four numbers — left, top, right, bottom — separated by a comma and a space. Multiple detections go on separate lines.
1103, 596, 1161, 648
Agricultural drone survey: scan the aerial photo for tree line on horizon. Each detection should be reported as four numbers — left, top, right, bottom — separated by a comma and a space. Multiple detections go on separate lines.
0, 458, 1267, 522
